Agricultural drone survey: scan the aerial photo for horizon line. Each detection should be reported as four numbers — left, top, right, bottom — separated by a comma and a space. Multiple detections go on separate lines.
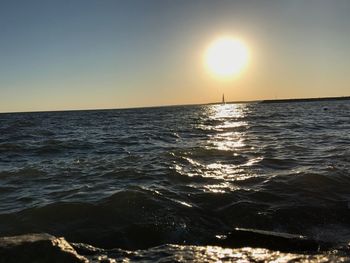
1, 95, 349, 115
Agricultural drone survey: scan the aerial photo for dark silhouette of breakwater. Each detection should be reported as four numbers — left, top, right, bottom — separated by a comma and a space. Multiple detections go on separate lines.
260, 96, 350, 104
209, 95, 350, 105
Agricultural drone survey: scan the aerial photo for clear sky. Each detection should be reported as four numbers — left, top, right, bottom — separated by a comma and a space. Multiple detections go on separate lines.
1, 0, 349, 112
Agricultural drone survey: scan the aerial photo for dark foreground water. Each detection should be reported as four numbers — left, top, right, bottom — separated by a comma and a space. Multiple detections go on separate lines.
0, 100, 349, 261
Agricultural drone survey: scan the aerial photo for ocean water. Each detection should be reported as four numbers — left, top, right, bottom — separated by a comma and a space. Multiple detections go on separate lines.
0, 100, 349, 258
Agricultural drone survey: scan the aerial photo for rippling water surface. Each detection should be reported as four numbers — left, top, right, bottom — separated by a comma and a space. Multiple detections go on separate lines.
0, 100, 349, 253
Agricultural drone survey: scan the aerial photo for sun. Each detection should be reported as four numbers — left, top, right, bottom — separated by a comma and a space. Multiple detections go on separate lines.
205, 37, 249, 78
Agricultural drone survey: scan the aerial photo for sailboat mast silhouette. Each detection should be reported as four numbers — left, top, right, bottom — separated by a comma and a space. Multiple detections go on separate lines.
222, 93, 225, 104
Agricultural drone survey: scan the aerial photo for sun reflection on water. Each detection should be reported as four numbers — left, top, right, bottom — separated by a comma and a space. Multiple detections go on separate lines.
211, 103, 247, 119
166, 245, 334, 263
172, 103, 263, 193
208, 104, 247, 151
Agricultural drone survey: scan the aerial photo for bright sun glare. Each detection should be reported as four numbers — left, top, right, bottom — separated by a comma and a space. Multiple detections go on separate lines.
205, 37, 249, 78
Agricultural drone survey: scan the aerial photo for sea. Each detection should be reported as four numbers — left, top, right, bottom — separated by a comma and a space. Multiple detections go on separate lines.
0, 100, 349, 261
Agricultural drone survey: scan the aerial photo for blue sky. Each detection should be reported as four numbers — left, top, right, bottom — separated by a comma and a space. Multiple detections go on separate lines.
1, 0, 349, 112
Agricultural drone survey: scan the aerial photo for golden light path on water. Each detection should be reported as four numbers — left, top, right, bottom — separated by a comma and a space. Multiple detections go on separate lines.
174, 103, 262, 194
164, 245, 340, 262
209, 104, 247, 151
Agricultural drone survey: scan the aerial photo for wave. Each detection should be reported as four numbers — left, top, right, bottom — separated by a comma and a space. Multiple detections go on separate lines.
0, 101, 350, 252
0, 178, 349, 250
0, 187, 216, 249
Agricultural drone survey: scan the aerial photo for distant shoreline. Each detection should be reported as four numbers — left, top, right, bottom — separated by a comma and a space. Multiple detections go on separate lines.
207, 95, 350, 106
259, 96, 350, 104
1, 95, 349, 114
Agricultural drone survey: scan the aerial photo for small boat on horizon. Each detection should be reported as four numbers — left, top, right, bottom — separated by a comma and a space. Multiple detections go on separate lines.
222, 93, 225, 104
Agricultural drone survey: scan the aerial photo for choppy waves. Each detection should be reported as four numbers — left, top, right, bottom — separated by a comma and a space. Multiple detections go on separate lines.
0, 101, 349, 253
